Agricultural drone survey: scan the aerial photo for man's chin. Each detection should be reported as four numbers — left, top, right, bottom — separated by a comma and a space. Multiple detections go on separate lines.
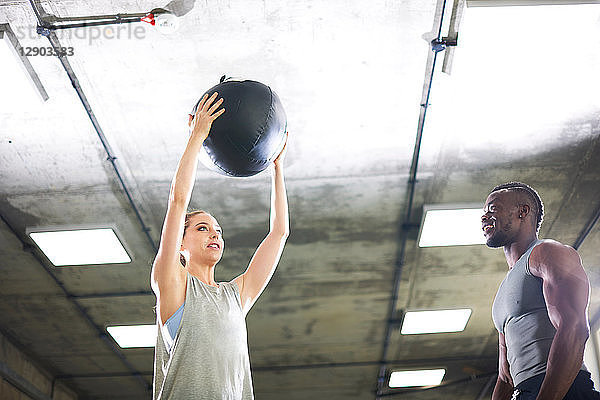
486, 236, 505, 248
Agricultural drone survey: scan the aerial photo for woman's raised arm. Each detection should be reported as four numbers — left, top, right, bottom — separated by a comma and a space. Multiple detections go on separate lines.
233, 138, 289, 314
151, 93, 224, 323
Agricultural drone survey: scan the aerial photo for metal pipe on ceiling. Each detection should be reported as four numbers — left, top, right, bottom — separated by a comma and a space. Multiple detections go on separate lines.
38, 13, 146, 31
374, 0, 450, 397
41, 19, 142, 30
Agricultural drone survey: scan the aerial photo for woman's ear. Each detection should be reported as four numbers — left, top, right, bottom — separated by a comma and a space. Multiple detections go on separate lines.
179, 248, 189, 267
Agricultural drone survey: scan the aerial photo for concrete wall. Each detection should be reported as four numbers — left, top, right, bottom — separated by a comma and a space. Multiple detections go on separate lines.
0, 329, 77, 400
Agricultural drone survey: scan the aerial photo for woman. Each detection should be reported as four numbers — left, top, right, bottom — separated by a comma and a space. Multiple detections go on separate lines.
151, 92, 289, 399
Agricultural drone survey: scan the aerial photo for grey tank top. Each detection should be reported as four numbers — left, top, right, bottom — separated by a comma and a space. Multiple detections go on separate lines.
153, 273, 254, 399
492, 239, 585, 386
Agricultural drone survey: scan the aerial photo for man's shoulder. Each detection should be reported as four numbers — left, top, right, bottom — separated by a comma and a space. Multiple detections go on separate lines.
535, 239, 575, 255
530, 239, 581, 277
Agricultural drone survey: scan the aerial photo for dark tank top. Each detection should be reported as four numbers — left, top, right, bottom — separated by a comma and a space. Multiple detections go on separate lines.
492, 239, 585, 386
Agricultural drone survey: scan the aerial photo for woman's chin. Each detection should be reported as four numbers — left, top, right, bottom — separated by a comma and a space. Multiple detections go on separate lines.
205, 253, 223, 264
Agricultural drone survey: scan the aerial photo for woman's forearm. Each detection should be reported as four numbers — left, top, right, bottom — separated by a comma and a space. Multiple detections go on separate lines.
170, 137, 204, 207
169, 92, 224, 207
269, 163, 289, 236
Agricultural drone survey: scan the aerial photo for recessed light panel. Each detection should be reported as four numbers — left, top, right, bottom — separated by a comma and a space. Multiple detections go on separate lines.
107, 325, 156, 348
29, 228, 131, 266
418, 207, 485, 247
401, 309, 472, 335
389, 369, 446, 388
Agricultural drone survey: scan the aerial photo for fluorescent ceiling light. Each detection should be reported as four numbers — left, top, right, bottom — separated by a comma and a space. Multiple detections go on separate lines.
28, 228, 131, 266
401, 309, 472, 334
389, 369, 446, 388
107, 325, 156, 348
0, 24, 48, 110
418, 206, 485, 247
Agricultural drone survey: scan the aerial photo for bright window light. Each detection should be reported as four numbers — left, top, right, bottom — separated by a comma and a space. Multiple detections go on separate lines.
401, 309, 472, 334
107, 325, 156, 348
423, 4, 600, 154
418, 206, 485, 247
28, 228, 131, 266
389, 369, 446, 388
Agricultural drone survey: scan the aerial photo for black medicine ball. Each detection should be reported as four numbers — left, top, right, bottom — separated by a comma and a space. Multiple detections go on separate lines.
192, 79, 287, 177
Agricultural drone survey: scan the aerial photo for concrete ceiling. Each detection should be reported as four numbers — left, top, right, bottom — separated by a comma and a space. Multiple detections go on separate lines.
1, 0, 599, 399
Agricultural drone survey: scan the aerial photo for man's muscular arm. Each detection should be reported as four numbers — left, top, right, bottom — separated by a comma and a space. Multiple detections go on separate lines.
529, 241, 590, 400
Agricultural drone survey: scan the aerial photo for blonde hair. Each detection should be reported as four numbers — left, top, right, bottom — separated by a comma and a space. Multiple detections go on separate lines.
183, 209, 210, 237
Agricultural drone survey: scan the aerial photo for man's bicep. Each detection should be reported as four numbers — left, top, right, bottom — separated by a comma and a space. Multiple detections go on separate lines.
535, 243, 589, 329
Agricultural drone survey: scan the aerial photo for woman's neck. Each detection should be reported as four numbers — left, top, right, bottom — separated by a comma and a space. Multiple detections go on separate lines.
187, 261, 218, 286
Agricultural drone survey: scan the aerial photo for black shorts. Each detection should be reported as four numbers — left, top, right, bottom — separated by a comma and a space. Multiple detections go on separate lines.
514, 370, 600, 400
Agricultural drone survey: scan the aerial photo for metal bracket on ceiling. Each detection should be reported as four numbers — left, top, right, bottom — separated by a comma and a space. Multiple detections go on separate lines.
389, 309, 406, 329
35, 25, 51, 36
401, 222, 420, 231
430, 36, 459, 53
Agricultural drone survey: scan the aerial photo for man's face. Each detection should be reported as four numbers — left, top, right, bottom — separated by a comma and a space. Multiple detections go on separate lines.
482, 190, 520, 248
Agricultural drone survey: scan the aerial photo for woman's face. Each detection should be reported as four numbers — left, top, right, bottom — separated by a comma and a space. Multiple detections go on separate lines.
182, 213, 224, 264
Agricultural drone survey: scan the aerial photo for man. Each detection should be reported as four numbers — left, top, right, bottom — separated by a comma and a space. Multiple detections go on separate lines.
483, 182, 599, 400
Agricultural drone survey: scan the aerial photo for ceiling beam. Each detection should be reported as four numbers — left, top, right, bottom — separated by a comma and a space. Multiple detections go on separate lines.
70, 290, 153, 299
0, 361, 52, 400
53, 355, 496, 379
